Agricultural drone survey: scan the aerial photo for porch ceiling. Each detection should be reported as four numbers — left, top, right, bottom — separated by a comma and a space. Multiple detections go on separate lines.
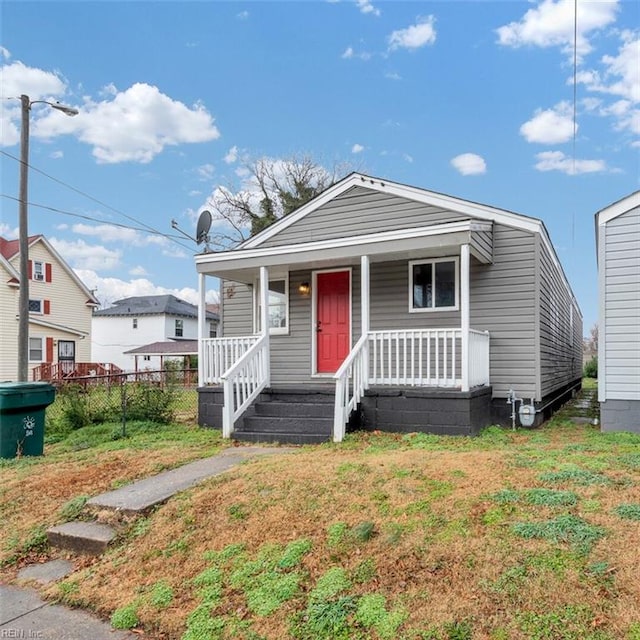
196, 220, 492, 283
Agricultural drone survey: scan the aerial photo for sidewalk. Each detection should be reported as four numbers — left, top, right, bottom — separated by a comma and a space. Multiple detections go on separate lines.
2, 444, 294, 639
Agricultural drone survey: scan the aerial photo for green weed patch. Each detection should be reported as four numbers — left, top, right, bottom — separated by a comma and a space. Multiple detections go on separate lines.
512, 514, 606, 554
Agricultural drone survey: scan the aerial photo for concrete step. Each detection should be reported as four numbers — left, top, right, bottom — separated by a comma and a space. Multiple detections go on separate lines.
233, 431, 331, 445
47, 521, 116, 556
240, 416, 333, 434
254, 402, 334, 418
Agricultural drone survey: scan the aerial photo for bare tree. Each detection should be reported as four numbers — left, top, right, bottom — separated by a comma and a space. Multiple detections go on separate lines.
204, 155, 351, 249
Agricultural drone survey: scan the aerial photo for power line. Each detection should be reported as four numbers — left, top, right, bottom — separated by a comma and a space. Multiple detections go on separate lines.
0, 193, 193, 248
0, 149, 193, 250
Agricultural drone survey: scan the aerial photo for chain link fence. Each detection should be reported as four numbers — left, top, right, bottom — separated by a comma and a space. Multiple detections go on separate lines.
46, 369, 199, 435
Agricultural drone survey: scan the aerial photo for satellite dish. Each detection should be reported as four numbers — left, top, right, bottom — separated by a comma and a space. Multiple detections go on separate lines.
196, 210, 212, 246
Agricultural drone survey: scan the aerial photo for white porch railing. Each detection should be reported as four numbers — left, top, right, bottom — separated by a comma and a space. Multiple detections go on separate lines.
201, 336, 259, 384
221, 334, 269, 438
370, 329, 461, 387
469, 329, 490, 388
333, 328, 490, 442
333, 334, 369, 443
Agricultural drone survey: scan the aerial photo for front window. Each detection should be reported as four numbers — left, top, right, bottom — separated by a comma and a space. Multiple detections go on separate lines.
28, 299, 43, 314
33, 261, 44, 281
29, 337, 43, 361
409, 258, 458, 312
175, 319, 184, 337
256, 278, 288, 334
209, 323, 217, 338
133, 318, 138, 329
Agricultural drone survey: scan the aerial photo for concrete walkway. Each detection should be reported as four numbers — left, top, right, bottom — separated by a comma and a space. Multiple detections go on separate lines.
3, 445, 293, 638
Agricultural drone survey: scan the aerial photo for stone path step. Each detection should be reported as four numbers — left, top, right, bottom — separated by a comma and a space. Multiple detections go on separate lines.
46, 446, 292, 556
47, 521, 116, 556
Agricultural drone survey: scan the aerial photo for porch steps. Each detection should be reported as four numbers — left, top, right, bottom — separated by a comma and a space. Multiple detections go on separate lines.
233, 387, 335, 445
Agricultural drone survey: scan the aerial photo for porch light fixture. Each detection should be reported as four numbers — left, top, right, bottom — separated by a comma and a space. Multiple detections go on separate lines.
298, 282, 310, 296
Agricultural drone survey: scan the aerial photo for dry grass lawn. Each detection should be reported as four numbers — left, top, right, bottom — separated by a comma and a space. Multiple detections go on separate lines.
2, 386, 640, 640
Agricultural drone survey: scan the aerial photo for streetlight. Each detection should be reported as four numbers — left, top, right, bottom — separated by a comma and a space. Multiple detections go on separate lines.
17, 94, 78, 381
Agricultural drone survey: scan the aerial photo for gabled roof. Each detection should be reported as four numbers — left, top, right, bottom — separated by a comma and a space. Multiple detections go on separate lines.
240, 172, 542, 250
0, 234, 99, 306
94, 294, 218, 320
595, 190, 640, 226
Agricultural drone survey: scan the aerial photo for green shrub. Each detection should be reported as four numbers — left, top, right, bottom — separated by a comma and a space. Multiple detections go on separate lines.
150, 581, 174, 608
125, 383, 176, 423
583, 357, 598, 379
111, 603, 139, 629
59, 385, 94, 430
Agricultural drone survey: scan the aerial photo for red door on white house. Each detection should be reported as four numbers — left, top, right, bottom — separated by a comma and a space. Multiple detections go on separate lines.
316, 271, 350, 373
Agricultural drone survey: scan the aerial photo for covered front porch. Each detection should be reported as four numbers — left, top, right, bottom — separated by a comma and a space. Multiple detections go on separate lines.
195, 219, 492, 442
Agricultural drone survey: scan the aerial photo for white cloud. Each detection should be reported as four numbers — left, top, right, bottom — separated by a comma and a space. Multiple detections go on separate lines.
237, 10, 249, 20
356, 0, 380, 17
450, 153, 487, 176
188, 189, 202, 197
0, 222, 17, 239
50, 238, 122, 271
224, 145, 238, 164
49, 150, 64, 159
341, 46, 372, 61
0, 46, 11, 59
520, 101, 575, 144
385, 71, 402, 81
32, 82, 220, 163
496, 0, 619, 60
351, 143, 364, 153
388, 16, 436, 51
342, 47, 354, 59
403, 153, 413, 163
129, 265, 148, 276
196, 163, 215, 181
76, 269, 219, 308
534, 150, 607, 174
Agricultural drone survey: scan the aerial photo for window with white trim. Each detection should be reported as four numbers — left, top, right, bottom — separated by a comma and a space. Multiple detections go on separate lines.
175, 319, 184, 337
409, 258, 459, 312
33, 261, 44, 281
209, 323, 217, 338
255, 278, 289, 334
133, 318, 138, 329
29, 337, 43, 362
28, 299, 43, 314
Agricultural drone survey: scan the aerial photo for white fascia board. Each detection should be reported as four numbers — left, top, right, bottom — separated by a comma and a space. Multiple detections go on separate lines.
29, 317, 89, 337
197, 221, 474, 272
241, 173, 542, 250
34, 236, 100, 304
597, 222, 607, 402
0, 254, 19, 279
596, 191, 640, 226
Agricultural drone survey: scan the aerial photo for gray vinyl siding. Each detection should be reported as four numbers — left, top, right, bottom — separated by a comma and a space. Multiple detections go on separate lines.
470, 224, 537, 399
222, 280, 254, 336
471, 228, 493, 263
603, 206, 640, 400
260, 186, 467, 247
538, 240, 582, 398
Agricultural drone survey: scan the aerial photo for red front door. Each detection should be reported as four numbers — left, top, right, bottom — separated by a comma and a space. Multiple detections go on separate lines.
316, 270, 350, 373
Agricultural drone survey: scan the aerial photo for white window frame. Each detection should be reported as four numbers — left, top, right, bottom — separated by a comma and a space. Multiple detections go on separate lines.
33, 261, 44, 281
132, 318, 138, 329
29, 336, 43, 362
408, 257, 459, 313
175, 318, 184, 337
28, 298, 43, 314
254, 275, 289, 336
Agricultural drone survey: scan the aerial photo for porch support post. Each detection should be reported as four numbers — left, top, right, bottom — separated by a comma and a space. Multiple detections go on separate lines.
361, 254, 370, 389
461, 243, 470, 392
198, 272, 206, 387
259, 266, 271, 386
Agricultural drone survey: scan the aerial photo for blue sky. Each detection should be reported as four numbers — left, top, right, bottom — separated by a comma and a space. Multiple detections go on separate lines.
1, 0, 638, 334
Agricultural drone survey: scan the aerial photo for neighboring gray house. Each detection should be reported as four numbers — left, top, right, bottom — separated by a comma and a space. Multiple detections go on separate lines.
194, 173, 582, 443
596, 191, 640, 433
92, 294, 218, 371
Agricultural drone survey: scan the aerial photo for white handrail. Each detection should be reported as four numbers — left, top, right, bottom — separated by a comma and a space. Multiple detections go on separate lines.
201, 336, 259, 384
333, 334, 369, 443
221, 334, 269, 438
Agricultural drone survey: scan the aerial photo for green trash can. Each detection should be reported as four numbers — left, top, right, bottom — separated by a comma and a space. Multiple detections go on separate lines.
0, 382, 56, 459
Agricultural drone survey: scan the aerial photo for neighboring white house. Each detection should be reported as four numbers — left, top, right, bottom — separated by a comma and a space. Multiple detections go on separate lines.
92, 295, 218, 371
596, 191, 640, 433
0, 235, 99, 381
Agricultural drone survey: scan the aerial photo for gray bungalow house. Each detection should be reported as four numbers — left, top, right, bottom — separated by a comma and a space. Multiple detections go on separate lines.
596, 191, 640, 432
195, 173, 582, 443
